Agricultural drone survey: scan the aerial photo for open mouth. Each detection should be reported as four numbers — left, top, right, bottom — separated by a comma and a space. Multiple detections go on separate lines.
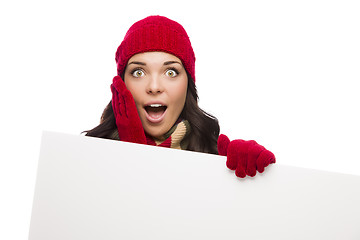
144, 104, 168, 123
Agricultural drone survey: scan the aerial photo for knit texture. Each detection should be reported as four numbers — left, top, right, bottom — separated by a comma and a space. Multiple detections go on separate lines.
111, 76, 147, 144
109, 120, 191, 150
218, 134, 276, 178
115, 15, 196, 82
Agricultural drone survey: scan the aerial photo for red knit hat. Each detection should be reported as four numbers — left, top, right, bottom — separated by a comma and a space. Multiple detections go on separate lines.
115, 15, 196, 82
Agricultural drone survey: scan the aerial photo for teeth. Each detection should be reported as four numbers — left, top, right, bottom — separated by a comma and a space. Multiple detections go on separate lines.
149, 104, 163, 107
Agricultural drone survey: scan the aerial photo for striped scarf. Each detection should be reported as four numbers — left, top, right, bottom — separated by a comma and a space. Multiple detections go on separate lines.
146, 120, 191, 150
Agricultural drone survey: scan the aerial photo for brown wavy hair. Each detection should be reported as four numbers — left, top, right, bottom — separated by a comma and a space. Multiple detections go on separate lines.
85, 73, 220, 154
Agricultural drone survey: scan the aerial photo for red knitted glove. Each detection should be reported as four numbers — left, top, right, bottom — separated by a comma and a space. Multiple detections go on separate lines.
111, 76, 147, 144
218, 134, 276, 178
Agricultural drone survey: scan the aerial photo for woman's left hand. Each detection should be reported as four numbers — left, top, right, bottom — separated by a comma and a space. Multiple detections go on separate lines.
217, 134, 276, 178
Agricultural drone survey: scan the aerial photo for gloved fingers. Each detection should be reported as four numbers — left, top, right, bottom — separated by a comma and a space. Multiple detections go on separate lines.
110, 84, 120, 117
120, 91, 129, 118
123, 89, 138, 120
223, 135, 276, 178
234, 158, 246, 178
247, 143, 264, 177
256, 148, 276, 173
112, 76, 125, 89
217, 134, 230, 156
110, 76, 147, 144
234, 140, 253, 178
227, 139, 243, 171
111, 76, 127, 118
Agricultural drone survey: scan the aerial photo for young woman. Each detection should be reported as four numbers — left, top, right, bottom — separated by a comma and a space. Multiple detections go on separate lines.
86, 15, 275, 178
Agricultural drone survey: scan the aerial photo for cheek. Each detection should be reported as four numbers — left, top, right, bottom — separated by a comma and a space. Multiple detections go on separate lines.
171, 82, 188, 112
124, 81, 141, 103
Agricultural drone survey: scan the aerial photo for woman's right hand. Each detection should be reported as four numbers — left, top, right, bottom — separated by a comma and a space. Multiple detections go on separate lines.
111, 76, 147, 144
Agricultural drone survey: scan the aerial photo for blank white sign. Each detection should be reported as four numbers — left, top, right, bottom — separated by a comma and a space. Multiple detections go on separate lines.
29, 131, 360, 239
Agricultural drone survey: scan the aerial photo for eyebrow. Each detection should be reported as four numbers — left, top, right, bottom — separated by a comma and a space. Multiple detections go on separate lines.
163, 61, 182, 66
127, 61, 146, 66
127, 61, 182, 66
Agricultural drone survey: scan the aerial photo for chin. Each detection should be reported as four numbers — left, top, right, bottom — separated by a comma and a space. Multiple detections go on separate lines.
144, 126, 168, 139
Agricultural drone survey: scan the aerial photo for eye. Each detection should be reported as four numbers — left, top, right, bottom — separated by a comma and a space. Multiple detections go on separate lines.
132, 69, 145, 77
165, 69, 178, 77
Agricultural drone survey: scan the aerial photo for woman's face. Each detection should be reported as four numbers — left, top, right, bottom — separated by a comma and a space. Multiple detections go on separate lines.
124, 51, 188, 138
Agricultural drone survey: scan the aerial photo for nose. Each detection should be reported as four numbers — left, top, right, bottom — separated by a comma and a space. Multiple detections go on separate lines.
146, 75, 164, 95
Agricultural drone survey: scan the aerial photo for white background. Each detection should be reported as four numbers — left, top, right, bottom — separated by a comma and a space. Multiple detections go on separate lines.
0, 0, 359, 239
